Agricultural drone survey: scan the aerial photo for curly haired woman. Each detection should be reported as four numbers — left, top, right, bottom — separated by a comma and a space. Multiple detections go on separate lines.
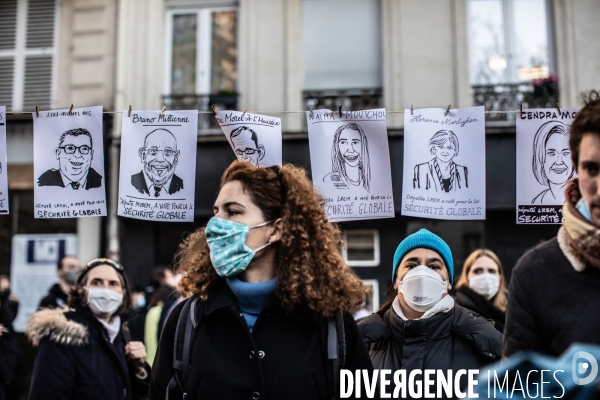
150, 161, 373, 400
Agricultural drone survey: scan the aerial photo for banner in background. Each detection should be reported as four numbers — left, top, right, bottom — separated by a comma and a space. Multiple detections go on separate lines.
118, 110, 198, 222
307, 108, 394, 222
216, 110, 282, 167
402, 106, 486, 220
10, 234, 77, 332
0, 106, 7, 214
33, 106, 107, 218
516, 108, 579, 224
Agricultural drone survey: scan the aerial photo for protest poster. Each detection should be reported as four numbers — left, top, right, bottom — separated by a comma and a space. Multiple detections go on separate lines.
216, 110, 282, 167
307, 108, 394, 222
118, 110, 198, 222
401, 106, 486, 220
516, 108, 579, 224
10, 234, 77, 332
33, 106, 107, 218
0, 106, 8, 214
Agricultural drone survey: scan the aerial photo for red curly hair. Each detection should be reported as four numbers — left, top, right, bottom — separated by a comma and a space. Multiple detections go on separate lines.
175, 161, 366, 318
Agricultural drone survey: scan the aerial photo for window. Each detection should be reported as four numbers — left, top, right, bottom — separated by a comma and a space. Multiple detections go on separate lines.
302, 0, 382, 90
164, 7, 237, 97
468, 0, 552, 84
361, 279, 380, 312
0, 0, 59, 111
342, 230, 380, 267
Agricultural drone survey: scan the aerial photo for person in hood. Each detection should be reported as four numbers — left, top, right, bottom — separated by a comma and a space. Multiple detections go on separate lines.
454, 249, 507, 332
27, 258, 150, 400
38, 255, 81, 309
357, 229, 502, 398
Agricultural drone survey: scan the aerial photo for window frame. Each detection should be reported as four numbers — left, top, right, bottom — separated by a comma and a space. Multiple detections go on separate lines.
0, 0, 60, 111
163, 5, 237, 97
342, 229, 380, 267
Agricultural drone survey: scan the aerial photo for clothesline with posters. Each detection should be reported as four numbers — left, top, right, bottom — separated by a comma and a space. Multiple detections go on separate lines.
0, 104, 579, 226
6, 109, 537, 115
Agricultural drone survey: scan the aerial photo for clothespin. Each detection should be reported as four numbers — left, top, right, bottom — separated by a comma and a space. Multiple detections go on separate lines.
309, 106, 314, 119
411, 104, 414, 116
339, 105, 342, 118
243, 108, 247, 114
128, 105, 132, 117
211, 104, 217, 115
35, 105, 39, 118
160, 105, 166, 116
445, 105, 451, 116
556, 103, 561, 115
68, 104, 74, 115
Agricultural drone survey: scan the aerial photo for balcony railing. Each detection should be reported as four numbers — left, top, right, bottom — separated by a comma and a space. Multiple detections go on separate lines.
303, 88, 383, 113
161, 93, 238, 130
472, 83, 559, 122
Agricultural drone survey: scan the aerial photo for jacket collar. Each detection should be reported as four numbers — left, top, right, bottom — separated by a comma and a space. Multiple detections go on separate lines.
205, 279, 240, 316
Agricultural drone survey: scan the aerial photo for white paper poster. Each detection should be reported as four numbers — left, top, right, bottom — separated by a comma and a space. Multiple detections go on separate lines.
118, 110, 198, 222
33, 106, 107, 218
216, 110, 282, 167
10, 234, 77, 332
307, 108, 394, 222
402, 107, 486, 220
516, 108, 579, 224
0, 106, 8, 215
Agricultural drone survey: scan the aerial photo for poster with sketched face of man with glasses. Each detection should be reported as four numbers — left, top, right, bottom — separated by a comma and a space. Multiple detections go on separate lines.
118, 109, 198, 222
33, 106, 107, 218
216, 110, 282, 168
0, 106, 8, 215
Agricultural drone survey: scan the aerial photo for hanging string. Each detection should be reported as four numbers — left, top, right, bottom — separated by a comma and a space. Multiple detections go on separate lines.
4, 109, 521, 115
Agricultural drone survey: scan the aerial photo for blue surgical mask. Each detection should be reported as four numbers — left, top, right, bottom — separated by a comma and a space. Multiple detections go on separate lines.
135, 296, 146, 310
576, 198, 593, 223
205, 217, 272, 277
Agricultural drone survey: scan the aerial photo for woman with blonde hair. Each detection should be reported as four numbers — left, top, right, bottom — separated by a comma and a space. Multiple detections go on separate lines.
455, 249, 507, 332
150, 161, 372, 400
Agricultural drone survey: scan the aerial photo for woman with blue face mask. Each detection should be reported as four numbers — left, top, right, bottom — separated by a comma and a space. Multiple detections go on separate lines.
150, 161, 372, 400
357, 230, 502, 399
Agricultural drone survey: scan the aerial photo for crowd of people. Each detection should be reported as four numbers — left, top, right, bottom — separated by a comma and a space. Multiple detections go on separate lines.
0, 92, 598, 399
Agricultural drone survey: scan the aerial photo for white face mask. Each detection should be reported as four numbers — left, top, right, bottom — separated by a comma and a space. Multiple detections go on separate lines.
86, 288, 123, 317
469, 273, 500, 300
398, 265, 448, 312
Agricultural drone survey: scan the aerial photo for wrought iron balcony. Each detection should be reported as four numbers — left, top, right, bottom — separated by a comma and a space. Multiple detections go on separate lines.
472, 82, 559, 122
161, 93, 238, 130
303, 88, 383, 113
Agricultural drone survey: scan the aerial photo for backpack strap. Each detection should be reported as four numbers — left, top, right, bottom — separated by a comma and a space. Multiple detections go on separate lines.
166, 294, 201, 400
327, 310, 347, 400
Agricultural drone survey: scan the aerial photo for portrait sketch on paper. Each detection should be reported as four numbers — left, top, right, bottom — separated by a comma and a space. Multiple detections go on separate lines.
323, 123, 371, 192
230, 126, 265, 167
413, 130, 468, 192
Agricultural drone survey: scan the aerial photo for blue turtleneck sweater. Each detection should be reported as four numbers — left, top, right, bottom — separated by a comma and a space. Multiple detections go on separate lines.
226, 277, 277, 332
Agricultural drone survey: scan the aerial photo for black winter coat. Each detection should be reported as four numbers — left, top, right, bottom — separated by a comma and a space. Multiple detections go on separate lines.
358, 304, 502, 399
504, 234, 600, 357
454, 286, 505, 332
150, 279, 374, 400
27, 304, 150, 400
38, 283, 69, 309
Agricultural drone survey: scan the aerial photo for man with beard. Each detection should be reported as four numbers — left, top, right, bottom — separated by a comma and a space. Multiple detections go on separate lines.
37, 128, 102, 190
131, 129, 182, 197
504, 91, 600, 357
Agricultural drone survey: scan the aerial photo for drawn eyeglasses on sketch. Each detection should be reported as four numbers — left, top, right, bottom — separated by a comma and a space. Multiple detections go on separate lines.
131, 128, 184, 197
37, 128, 103, 190
323, 123, 371, 192
531, 121, 575, 205
413, 129, 468, 193
235, 148, 260, 156
58, 144, 92, 155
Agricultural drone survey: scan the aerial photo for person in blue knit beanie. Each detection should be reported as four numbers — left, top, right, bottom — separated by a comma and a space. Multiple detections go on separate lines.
357, 229, 503, 398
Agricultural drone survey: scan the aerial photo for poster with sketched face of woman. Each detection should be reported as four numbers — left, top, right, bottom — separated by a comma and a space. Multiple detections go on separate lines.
118, 110, 198, 222
216, 110, 282, 167
307, 108, 394, 222
0, 106, 8, 215
33, 106, 106, 218
402, 106, 485, 220
516, 108, 579, 224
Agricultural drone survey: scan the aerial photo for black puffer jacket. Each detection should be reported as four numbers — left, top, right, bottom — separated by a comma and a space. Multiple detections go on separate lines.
26, 304, 150, 400
454, 286, 505, 332
38, 283, 69, 309
358, 303, 502, 398
150, 279, 373, 400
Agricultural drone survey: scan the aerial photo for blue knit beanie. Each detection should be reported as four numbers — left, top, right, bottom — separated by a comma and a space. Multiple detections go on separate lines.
391, 229, 454, 284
